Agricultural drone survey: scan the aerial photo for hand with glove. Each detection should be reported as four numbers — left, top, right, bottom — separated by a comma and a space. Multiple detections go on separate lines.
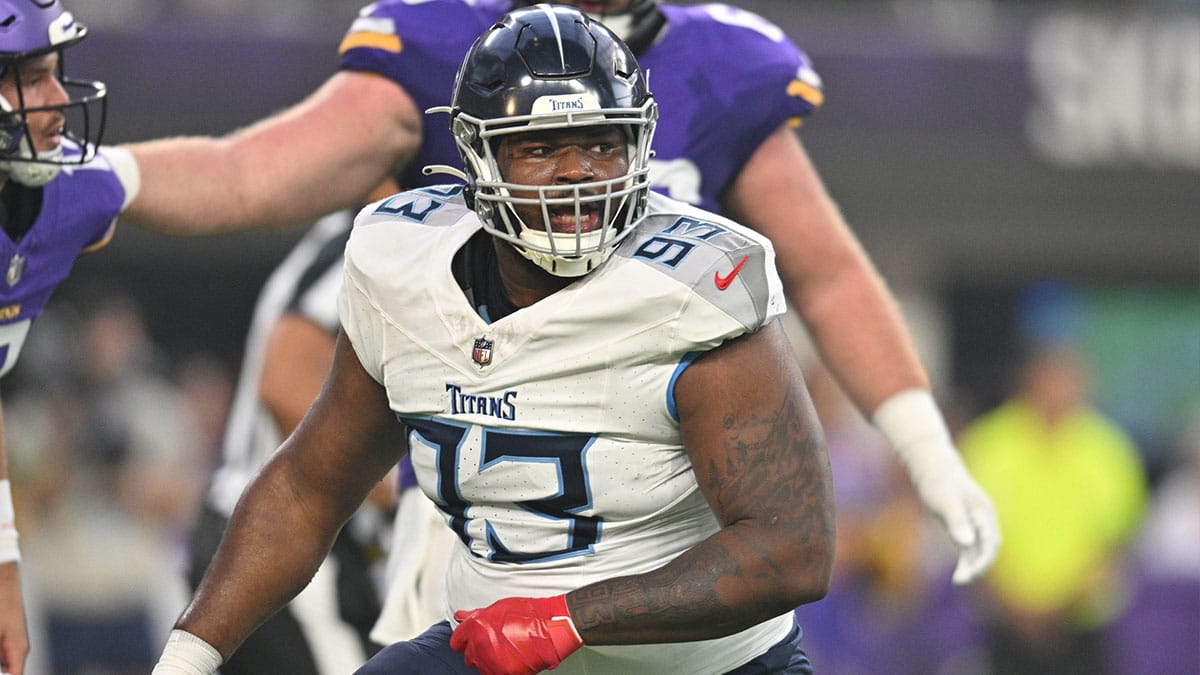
873, 389, 1001, 585
450, 595, 583, 675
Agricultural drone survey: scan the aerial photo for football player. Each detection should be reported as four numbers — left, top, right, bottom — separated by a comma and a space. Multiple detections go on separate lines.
124, 3, 999, 625
0, 2, 139, 671
153, 8, 835, 673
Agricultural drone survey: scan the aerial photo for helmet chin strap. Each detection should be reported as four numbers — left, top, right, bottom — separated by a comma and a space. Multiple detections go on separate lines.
516, 225, 610, 277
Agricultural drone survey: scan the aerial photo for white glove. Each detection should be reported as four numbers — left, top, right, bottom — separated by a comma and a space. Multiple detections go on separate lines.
873, 389, 1000, 585
152, 629, 223, 675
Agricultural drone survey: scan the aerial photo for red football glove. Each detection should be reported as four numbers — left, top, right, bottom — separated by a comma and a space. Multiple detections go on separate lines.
450, 595, 583, 675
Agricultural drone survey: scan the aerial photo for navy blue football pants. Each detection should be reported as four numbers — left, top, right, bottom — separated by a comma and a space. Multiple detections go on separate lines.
355, 618, 812, 674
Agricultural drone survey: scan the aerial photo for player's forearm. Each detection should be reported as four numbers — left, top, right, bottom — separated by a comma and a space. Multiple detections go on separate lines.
795, 257, 930, 415
122, 136, 363, 234
174, 451, 348, 658
565, 518, 831, 645
121, 72, 419, 237
800, 258, 1002, 585
569, 372, 834, 644
570, 327, 834, 645
726, 132, 931, 414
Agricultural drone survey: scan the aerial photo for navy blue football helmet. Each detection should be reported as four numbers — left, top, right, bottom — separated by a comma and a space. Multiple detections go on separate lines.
427, 4, 658, 277
0, 0, 106, 186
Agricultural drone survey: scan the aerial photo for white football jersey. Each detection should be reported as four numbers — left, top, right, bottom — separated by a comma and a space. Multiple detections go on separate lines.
339, 186, 792, 674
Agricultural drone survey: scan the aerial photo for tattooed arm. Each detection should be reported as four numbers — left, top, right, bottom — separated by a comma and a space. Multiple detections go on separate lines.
567, 321, 836, 644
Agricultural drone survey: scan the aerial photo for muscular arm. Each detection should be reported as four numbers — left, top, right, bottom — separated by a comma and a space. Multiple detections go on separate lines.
121, 71, 421, 235
174, 331, 407, 658
724, 125, 928, 415
566, 321, 835, 644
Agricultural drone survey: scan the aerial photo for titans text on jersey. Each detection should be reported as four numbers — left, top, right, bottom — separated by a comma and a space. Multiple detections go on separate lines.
445, 383, 518, 420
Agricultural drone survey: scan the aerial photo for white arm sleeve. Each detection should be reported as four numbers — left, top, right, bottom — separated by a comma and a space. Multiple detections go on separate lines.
102, 145, 142, 211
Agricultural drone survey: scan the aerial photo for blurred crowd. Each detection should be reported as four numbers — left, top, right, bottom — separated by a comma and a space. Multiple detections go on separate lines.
5, 285, 232, 675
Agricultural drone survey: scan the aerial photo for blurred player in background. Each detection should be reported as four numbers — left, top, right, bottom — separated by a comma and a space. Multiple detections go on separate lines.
153, 9, 836, 673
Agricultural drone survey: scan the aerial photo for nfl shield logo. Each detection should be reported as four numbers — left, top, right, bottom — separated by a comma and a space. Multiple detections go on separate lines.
6, 254, 25, 287
472, 337, 494, 367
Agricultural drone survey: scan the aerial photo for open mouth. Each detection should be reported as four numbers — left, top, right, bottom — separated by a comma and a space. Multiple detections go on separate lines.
547, 205, 601, 234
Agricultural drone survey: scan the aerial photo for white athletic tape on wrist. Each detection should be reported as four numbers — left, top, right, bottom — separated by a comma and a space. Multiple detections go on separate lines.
0, 480, 19, 564
871, 389, 958, 478
152, 629, 223, 675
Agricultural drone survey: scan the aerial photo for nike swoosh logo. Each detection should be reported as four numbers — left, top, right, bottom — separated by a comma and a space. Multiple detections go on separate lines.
714, 255, 750, 291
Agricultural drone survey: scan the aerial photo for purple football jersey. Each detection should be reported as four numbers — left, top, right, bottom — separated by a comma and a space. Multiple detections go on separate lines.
338, 0, 822, 214
0, 143, 129, 376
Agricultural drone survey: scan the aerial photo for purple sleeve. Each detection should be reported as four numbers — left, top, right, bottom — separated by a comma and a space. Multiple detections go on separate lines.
644, 4, 824, 211
61, 145, 127, 250
335, 0, 510, 189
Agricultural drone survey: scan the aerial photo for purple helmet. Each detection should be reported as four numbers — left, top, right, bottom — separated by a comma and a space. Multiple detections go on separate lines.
0, 0, 106, 186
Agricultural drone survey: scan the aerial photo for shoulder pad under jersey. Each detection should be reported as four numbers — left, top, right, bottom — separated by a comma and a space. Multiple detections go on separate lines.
616, 194, 786, 332
353, 184, 470, 229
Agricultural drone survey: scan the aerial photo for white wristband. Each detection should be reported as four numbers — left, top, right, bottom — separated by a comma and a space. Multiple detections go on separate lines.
0, 480, 19, 564
103, 145, 142, 210
152, 629, 223, 675
871, 389, 958, 479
